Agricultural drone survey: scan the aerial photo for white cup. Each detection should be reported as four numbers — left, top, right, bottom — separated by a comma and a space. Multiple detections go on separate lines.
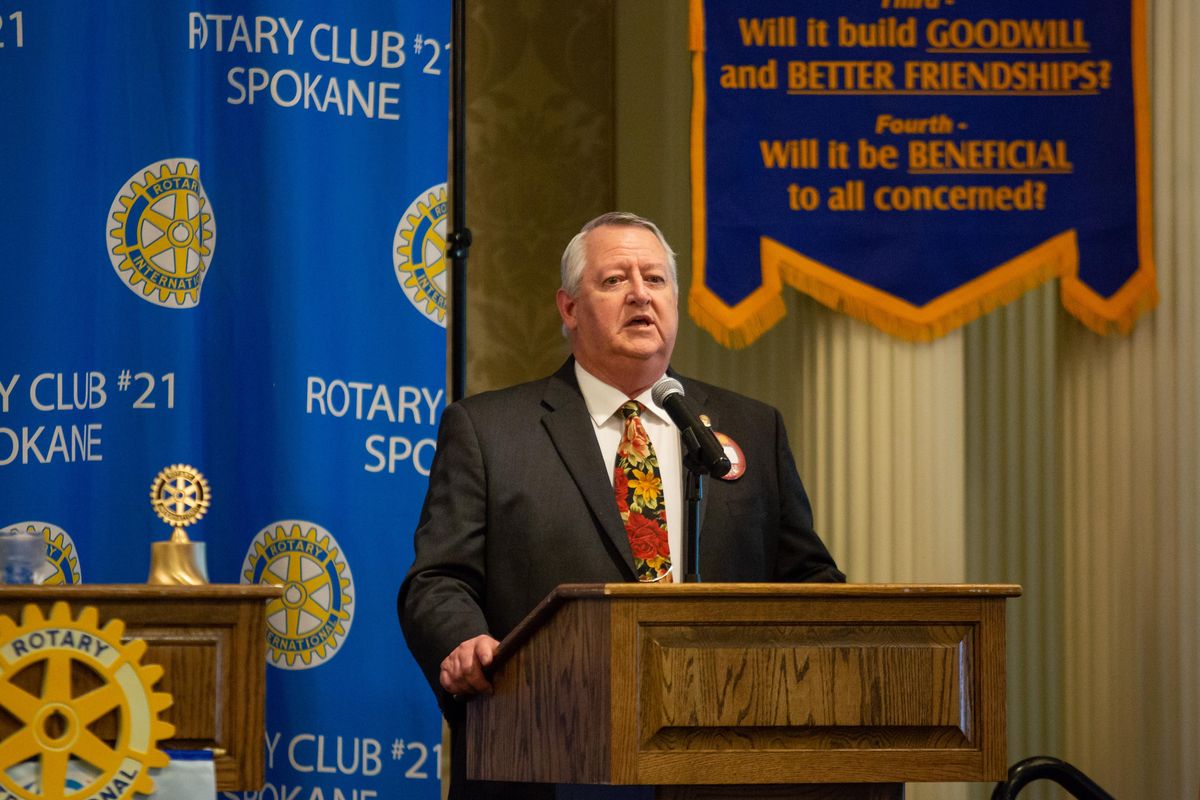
0, 528, 48, 584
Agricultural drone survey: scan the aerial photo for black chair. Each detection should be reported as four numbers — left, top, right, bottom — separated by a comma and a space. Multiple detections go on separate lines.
991, 756, 1116, 799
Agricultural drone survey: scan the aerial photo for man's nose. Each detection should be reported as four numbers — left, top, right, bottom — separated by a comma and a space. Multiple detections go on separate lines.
627, 273, 651, 303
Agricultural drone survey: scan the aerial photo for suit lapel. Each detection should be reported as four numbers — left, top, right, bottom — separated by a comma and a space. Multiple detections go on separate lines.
540, 362, 636, 578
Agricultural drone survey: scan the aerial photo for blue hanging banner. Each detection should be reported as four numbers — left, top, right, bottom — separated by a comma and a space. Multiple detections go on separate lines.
0, 2, 449, 798
690, 0, 1154, 345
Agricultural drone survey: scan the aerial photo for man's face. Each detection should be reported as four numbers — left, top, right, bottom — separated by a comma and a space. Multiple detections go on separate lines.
556, 225, 679, 390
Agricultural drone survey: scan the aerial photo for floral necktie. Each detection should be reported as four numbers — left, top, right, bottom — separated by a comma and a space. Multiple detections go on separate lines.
614, 401, 672, 582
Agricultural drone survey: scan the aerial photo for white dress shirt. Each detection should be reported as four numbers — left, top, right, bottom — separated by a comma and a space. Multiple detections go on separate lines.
574, 362, 683, 579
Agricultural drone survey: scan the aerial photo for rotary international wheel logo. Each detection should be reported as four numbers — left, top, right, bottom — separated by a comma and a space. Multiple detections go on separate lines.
393, 183, 448, 327
148, 465, 210, 531
2, 521, 81, 584
240, 521, 354, 670
107, 158, 215, 308
0, 603, 174, 800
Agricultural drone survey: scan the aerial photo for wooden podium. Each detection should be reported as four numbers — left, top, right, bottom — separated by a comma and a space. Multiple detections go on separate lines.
467, 583, 1021, 799
0, 584, 279, 791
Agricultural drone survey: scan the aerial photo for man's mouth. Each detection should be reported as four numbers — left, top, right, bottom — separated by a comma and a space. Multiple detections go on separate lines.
625, 315, 655, 328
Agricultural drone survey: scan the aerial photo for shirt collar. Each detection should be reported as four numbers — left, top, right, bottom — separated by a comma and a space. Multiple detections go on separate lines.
574, 362, 671, 426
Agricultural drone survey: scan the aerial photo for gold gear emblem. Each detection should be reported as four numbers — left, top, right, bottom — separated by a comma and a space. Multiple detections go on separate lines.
393, 185, 449, 325
43, 531, 81, 586
0, 603, 174, 800
148, 464, 210, 531
242, 522, 354, 669
108, 160, 214, 308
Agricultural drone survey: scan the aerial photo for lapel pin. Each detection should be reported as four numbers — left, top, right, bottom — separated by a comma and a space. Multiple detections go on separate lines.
713, 432, 746, 480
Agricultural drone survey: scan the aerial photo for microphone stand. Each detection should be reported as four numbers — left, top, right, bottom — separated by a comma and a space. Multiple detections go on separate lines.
679, 434, 709, 583
683, 465, 703, 583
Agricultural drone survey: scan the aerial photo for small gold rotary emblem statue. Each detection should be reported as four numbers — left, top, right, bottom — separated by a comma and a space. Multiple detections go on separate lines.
147, 464, 210, 585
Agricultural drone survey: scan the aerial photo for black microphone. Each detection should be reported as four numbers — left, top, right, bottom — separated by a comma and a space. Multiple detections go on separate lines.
651, 378, 731, 478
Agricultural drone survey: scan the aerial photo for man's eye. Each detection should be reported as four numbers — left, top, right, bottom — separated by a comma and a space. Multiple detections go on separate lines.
603, 276, 622, 285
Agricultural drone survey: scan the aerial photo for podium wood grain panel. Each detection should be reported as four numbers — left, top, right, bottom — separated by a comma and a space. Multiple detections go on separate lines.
0, 585, 279, 791
123, 636, 222, 740
468, 596, 613, 783
470, 583, 1018, 789
639, 624, 971, 732
624, 591, 1004, 784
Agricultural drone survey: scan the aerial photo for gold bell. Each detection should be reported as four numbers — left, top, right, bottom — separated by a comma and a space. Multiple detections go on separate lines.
148, 529, 209, 585
147, 464, 211, 585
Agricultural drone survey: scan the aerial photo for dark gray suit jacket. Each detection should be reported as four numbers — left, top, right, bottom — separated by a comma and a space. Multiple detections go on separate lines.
397, 360, 843, 797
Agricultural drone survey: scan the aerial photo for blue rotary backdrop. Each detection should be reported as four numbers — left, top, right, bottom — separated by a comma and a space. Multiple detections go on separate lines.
0, 2, 449, 798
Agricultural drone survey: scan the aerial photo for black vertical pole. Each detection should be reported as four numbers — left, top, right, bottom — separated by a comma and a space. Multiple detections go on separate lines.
684, 470, 703, 583
446, 0, 471, 403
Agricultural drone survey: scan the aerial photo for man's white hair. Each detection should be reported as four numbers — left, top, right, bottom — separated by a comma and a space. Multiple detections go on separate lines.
559, 212, 678, 296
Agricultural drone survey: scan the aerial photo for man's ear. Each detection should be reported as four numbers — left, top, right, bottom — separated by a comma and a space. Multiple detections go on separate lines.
555, 288, 577, 331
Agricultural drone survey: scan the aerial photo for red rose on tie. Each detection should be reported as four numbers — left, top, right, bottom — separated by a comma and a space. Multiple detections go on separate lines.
614, 470, 630, 512
626, 514, 666, 560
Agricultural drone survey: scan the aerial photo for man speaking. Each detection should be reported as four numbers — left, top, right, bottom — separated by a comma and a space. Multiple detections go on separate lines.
399, 212, 844, 799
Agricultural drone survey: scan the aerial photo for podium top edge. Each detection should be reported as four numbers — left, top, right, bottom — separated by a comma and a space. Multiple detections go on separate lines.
492, 582, 1022, 666
561, 582, 1023, 598
0, 584, 284, 600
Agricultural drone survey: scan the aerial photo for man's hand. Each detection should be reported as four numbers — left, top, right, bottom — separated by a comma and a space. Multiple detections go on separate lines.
439, 634, 501, 697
